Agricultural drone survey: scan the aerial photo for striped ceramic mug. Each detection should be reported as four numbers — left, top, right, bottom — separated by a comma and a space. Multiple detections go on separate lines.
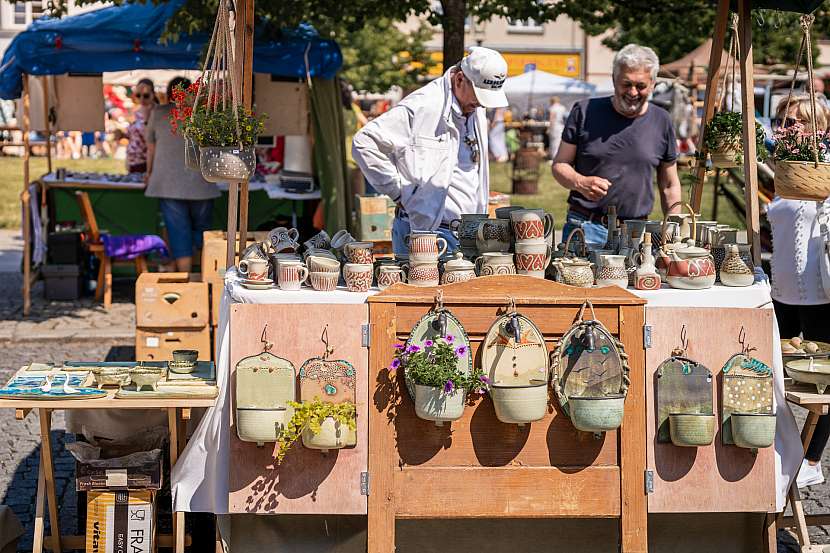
407, 232, 447, 263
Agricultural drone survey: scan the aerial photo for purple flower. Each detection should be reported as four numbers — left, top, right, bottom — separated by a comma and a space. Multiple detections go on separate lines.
407, 345, 421, 353
445, 335, 455, 343
394, 343, 405, 351
424, 339, 434, 347
389, 358, 401, 372
455, 345, 468, 357
479, 375, 492, 385
443, 380, 455, 393
477, 388, 486, 395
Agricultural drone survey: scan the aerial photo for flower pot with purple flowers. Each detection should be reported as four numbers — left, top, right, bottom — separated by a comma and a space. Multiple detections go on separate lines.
413, 383, 466, 426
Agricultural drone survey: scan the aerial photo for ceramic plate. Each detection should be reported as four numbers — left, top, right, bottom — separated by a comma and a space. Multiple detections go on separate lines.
241, 282, 277, 290
403, 309, 472, 399
481, 313, 549, 386
0, 387, 107, 400
780, 339, 830, 361
241, 277, 274, 285
786, 358, 830, 393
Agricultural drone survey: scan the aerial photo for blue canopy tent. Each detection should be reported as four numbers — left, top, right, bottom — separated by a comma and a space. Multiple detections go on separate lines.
7, 0, 351, 314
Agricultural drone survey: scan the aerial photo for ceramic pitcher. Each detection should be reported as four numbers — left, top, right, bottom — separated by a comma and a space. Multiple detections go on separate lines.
475, 252, 516, 276
450, 213, 489, 258
476, 219, 512, 254
595, 254, 628, 288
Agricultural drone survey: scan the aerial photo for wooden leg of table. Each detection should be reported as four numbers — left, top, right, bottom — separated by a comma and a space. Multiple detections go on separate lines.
32, 460, 46, 553
94, 254, 104, 302
790, 483, 811, 546
215, 523, 223, 553
168, 408, 185, 553
762, 513, 776, 553
38, 409, 62, 553
368, 304, 396, 553
103, 256, 112, 309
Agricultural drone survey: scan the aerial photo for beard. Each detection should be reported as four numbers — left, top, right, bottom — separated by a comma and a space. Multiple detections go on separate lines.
613, 93, 647, 117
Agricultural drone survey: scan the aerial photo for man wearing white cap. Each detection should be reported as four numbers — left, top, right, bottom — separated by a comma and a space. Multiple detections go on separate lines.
352, 47, 509, 255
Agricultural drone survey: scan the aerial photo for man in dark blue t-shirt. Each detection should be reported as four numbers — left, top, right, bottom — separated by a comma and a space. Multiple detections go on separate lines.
552, 44, 682, 247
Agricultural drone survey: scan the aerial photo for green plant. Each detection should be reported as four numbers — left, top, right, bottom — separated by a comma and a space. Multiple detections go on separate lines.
390, 336, 489, 394
275, 398, 356, 464
703, 111, 768, 164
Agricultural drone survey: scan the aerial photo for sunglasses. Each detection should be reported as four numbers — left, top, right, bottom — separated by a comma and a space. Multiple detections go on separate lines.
773, 117, 798, 128
135, 92, 152, 100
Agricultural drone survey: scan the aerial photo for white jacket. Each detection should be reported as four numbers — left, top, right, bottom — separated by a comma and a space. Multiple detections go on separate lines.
352, 68, 490, 231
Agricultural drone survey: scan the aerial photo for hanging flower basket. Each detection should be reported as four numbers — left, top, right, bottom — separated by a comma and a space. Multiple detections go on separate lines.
774, 159, 830, 201
709, 148, 740, 169
199, 146, 256, 183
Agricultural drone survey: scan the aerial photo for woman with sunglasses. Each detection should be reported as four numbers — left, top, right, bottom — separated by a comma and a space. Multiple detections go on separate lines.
125, 78, 156, 173
767, 95, 830, 488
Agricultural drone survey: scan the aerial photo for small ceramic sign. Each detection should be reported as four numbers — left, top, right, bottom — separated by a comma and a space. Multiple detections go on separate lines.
482, 313, 549, 386
299, 357, 356, 405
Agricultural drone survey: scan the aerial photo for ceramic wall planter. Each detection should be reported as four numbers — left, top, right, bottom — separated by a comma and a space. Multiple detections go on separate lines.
238, 407, 290, 446
236, 351, 296, 446
568, 395, 625, 432
414, 384, 466, 426
199, 146, 256, 183
669, 413, 716, 447
710, 148, 740, 169
730, 413, 776, 449
490, 381, 548, 425
301, 416, 358, 451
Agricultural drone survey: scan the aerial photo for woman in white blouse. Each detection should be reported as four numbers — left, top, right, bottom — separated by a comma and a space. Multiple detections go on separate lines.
768, 95, 830, 487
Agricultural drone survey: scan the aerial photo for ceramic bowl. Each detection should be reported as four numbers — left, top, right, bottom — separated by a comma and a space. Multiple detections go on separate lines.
129, 367, 166, 392
730, 412, 776, 449
168, 361, 197, 374
309, 271, 339, 292
568, 395, 625, 432
785, 358, 830, 393
301, 416, 357, 451
490, 380, 548, 425
172, 350, 198, 364
669, 413, 716, 447
92, 367, 131, 388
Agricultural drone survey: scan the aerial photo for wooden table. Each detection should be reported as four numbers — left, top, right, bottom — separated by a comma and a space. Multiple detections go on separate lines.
780, 383, 830, 552
0, 389, 216, 553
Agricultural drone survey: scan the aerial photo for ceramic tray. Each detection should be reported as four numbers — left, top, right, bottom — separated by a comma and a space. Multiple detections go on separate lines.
655, 356, 713, 443
721, 353, 773, 445
786, 358, 830, 393
299, 357, 356, 404
166, 361, 216, 383
0, 387, 106, 400
404, 308, 472, 399
481, 312, 549, 386
551, 318, 628, 416
780, 339, 830, 361
115, 385, 218, 399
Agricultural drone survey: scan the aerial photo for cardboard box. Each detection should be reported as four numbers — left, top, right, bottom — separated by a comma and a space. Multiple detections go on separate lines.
135, 273, 208, 329
135, 327, 212, 362
354, 195, 394, 241
85, 490, 154, 553
76, 452, 162, 492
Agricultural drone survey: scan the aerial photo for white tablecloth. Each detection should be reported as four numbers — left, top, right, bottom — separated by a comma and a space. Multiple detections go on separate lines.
172, 276, 800, 514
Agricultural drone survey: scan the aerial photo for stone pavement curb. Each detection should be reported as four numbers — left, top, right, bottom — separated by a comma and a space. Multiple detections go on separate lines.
0, 327, 135, 342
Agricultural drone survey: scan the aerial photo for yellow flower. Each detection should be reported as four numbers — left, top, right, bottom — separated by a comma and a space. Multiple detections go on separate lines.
245, 125, 252, 131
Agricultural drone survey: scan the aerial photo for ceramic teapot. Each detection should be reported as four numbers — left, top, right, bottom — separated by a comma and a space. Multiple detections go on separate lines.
441, 252, 476, 284
551, 227, 594, 287
657, 202, 715, 290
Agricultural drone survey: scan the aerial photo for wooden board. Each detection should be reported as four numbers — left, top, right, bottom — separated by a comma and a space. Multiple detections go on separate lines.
645, 307, 775, 513
228, 303, 369, 515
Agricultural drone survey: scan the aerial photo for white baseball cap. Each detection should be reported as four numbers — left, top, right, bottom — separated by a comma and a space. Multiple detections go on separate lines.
459, 47, 509, 108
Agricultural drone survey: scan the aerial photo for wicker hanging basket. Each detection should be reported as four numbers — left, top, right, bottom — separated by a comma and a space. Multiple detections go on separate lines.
710, 148, 740, 169
774, 160, 830, 201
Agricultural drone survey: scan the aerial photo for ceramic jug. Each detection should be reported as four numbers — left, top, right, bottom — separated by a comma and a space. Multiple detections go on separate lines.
595, 254, 628, 288
633, 233, 661, 290
719, 244, 754, 287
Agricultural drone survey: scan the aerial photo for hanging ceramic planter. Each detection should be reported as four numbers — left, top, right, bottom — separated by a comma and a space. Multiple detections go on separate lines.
551, 301, 629, 433
482, 300, 550, 425
669, 413, 716, 447
200, 146, 256, 183
301, 417, 358, 451
413, 384, 466, 425
184, 136, 200, 171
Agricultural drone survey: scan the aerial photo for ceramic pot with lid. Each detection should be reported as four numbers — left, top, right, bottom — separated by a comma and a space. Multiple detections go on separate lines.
658, 202, 716, 290
441, 252, 476, 284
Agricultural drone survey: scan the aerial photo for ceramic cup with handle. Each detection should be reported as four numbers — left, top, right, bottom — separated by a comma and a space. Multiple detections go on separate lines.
474, 252, 515, 276
407, 232, 447, 263
303, 230, 331, 251
330, 229, 356, 251
514, 240, 551, 279
345, 241, 375, 265
269, 227, 300, 253
510, 209, 554, 242
309, 271, 339, 292
375, 264, 405, 290
343, 263, 373, 292
476, 219, 511, 254
403, 261, 440, 287
307, 256, 341, 274
277, 260, 308, 291
238, 258, 270, 281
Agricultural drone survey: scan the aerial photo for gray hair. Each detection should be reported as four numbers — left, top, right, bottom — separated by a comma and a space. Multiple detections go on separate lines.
613, 44, 659, 81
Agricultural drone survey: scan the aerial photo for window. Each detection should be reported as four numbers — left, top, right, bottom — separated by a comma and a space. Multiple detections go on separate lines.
6, 1, 46, 29
507, 18, 544, 34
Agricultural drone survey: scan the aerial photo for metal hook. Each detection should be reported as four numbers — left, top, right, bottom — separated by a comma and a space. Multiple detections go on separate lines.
321, 325, 334, 359
506, 295, 517, 314
738, 326, 757, 355
672, 325, 688, 357
260, 324, 273, 352
435, 289, 444, 311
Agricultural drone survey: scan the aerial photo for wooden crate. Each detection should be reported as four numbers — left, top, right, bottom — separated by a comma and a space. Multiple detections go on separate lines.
135, 326, 212, 361
367, 277, 648, 552
645, 307, 776, 513
228, 303, 369, 514
135, 273, 208, 329
354, 195, 394, 241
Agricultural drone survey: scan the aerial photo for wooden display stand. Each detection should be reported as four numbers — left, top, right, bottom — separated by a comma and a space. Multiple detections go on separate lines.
367, 277, 648, 552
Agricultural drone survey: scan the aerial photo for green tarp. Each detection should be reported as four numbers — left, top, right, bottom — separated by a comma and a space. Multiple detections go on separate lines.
310, 77, 350, 234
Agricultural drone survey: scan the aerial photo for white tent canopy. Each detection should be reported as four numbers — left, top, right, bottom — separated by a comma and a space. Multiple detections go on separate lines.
503, 69, 596, 115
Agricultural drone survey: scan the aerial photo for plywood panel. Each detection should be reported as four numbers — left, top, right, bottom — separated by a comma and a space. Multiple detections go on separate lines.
395, 466, 621, 518
645, 307, 775, 513
228, 303, 369, 514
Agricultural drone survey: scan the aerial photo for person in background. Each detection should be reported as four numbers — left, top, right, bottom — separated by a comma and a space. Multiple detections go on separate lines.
548, 96, 567, 161
768, 95, 830, 487
552, 44, 681, 247
126, 78, 156, 173
144, 77, 219, 272
352, 47, 509, 255
489, 106, 508, 163
812, 77, 829, 110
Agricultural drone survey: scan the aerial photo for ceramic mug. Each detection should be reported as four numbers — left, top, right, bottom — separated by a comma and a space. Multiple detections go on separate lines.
238, 258, 269, 281
375, 265, 405, 290
475, 252, 515, 276
330, 229, 356, 251
277, 261, 308, 291
307, 256, 341, 274
407, 232, 448, 262
403, 262, 440, 287
514, 240, 551, 279
303, 230, 331, 251
476, 219, 512, 254
494, 206, 525, 220
449, 213, 489, 252
343, 263, 373, 292
303, 248, 337, 261
309, 271, 339, 292
510, 209, 554, 241
345, 241, 374, 264
269, 227, 300, 253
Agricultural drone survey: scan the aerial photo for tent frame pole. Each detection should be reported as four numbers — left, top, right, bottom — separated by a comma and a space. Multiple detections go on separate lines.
22, 74, 31, 316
